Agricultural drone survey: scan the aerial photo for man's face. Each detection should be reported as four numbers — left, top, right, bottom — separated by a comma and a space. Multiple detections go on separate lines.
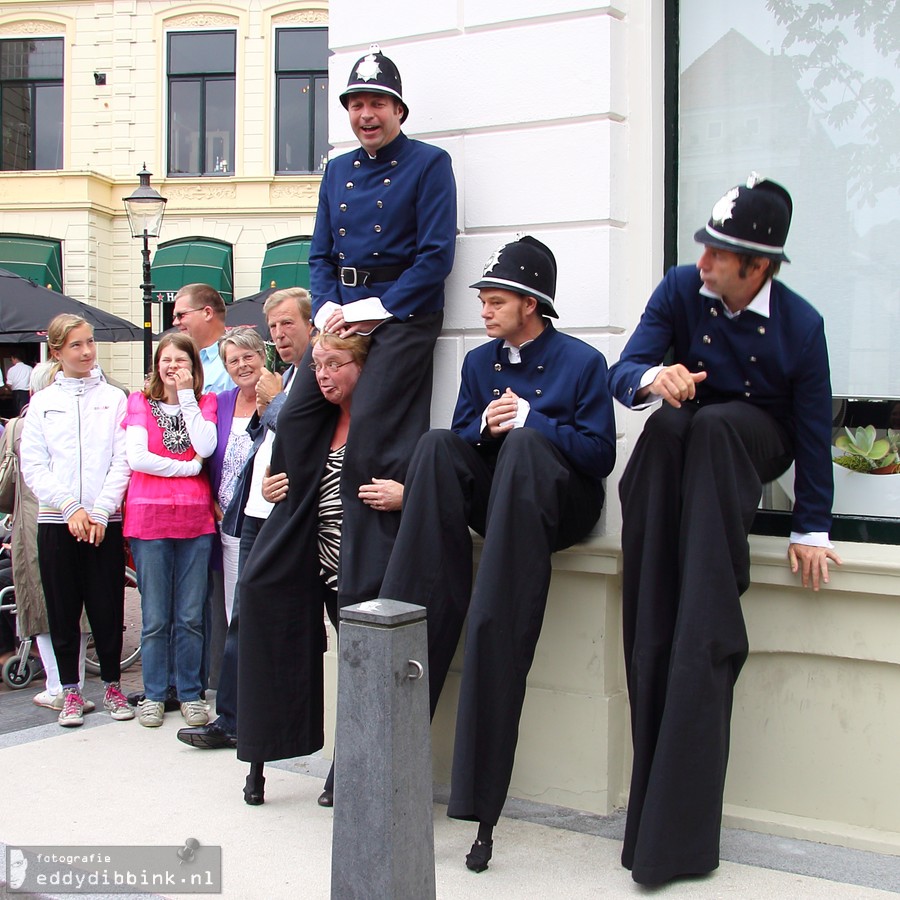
479, 289, 532, 342
266, 300, 312, 365
172, 292, 208, 340
696, 245, 748, 300
347, 92, 403, 154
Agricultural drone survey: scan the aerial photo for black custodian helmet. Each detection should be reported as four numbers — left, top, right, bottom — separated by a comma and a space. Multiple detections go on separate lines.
694, 172, 793, 262
470, 235, 559, 318
339, 44, 408, 123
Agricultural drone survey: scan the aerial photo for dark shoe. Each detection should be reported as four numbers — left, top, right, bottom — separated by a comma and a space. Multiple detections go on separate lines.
129, 685, 180, 711
317, 789, 333, 808
177, 721, 236, 750
243, 772, 265, 806
465, 839, 493, 873
164, 685, 180, 712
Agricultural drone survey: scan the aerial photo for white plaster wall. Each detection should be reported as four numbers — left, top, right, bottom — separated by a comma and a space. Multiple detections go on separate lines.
328, 1, 636, 485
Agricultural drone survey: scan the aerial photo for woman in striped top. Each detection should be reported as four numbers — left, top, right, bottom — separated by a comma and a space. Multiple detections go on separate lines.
238, 331, 404, 806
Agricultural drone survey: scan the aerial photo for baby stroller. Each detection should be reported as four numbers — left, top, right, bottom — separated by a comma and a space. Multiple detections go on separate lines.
0, 583, 45, 687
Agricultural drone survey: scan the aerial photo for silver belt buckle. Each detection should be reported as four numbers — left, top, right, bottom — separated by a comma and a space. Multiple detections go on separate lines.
340, 266, 358, 287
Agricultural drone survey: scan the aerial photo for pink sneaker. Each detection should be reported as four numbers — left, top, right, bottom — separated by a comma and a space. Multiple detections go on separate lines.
58, 688, 84, 727
103, 682, 135, 721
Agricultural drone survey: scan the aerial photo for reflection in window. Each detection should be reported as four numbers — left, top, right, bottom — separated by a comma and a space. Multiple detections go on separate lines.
167, 31, 236, 176
677, 1, 900, 403
0, 38, 63, 171
275, 28, 329, 174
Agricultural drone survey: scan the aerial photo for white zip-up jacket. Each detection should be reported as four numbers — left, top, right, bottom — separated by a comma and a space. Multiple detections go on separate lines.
21, 370, 131, 526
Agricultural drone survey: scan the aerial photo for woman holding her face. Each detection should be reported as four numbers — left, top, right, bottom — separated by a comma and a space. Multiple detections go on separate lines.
123, 333, 217, 729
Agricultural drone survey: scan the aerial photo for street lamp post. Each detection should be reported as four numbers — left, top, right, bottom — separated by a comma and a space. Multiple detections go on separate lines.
123, 165, 167, 376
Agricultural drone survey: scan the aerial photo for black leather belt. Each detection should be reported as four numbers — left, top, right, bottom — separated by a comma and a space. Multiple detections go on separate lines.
339, 265, 408, 287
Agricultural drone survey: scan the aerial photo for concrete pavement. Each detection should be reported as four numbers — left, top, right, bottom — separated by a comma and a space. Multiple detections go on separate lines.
1, 681, 898, 899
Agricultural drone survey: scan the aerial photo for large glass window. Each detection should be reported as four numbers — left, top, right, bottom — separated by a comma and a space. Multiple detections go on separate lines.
0, 38, 63, 171
674, 1, 900, 536
676, 1, 899, 402
167, 31, 236, 176
275, 28, 329, 174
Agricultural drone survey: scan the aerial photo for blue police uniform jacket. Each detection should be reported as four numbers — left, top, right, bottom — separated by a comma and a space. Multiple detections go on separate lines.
452, 322, 617, 489
309, 131, 457, 321
608, 265, 833, 534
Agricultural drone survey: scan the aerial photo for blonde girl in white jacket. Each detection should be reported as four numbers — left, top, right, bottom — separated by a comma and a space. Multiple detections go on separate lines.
21, 314, 132, 727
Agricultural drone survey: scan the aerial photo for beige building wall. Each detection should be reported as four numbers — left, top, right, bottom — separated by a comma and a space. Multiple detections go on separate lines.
0, 1, 327, 390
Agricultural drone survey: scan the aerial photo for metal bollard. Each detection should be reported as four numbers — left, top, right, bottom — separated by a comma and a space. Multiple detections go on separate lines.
331, 599, 435, 900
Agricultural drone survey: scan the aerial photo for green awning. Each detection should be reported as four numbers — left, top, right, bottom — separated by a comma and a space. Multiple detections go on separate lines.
0, 236, 63, 293
259, 238, 311, 291
151, 239, 234, 304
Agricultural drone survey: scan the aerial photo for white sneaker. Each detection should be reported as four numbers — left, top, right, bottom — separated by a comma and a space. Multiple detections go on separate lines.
138, 698, 165, 728
34, 690, 95, 712
180, 700, 209, 727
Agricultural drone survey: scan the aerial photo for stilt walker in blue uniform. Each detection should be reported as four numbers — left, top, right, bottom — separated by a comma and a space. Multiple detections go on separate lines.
381, 236, 616, 872
608, 174, 842, 885
235, 46, 456, 808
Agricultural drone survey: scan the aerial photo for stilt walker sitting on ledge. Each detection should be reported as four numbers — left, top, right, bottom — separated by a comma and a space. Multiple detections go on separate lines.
381, 235, 616, 872
607, 173, 842, 886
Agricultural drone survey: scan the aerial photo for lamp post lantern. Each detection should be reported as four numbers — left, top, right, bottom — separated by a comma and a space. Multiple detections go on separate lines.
123, 164, 167, 376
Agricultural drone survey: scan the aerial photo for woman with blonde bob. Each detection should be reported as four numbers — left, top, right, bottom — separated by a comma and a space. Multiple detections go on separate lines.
20, 314, 132, 727
123, 332, 218, 729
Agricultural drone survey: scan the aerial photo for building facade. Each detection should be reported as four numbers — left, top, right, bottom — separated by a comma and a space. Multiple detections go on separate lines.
2, 0, 898, 859
0, 0, 329, 386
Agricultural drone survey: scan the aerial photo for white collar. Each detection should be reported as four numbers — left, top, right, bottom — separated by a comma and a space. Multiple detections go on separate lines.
700, 278, 771, 319
503, 337, 537, 365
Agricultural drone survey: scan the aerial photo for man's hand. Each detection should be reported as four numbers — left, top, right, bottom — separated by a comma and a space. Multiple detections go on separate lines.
262, 466, 289, 504
788, 543, 843, 591
255, 369, 283, 413
323, 309, 382, 337
485, 388, 520, 438
359, 478, 404, 512
643, 364, 708, 408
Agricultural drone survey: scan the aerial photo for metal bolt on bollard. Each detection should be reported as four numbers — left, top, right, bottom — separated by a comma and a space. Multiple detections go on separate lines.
331, 599, 435, 900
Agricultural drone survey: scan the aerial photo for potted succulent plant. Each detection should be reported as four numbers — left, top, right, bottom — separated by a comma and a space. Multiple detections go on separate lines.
777, 425, 900, 518
833, 425, 900, 475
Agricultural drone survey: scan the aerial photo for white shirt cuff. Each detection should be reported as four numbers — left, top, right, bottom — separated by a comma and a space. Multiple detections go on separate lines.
632, 365, 666, 409
480, 398, 530, 434
342, 297, 392, 324
789, 531, 833, 549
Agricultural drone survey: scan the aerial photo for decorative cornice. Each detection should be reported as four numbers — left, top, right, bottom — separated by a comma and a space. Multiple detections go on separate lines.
272, 10, 328, 25
164, 13, 239, 29
0, 21, 61, 36
164, 184, 237, 203
270, 182, 319, 204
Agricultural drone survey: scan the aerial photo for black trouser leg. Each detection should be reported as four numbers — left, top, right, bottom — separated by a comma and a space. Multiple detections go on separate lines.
447, 429, 603, 825
39, 523, 125, 685
620, 402, 791, 885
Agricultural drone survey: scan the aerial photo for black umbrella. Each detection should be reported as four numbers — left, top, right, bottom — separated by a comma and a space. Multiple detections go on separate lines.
224, 287, 277, 340
0, 268, 143, 342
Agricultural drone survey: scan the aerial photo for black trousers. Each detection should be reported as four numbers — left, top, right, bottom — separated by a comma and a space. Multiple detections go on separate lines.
619, 401, 792, 885
270, 311, 444, 611
38, 522, 125, 685
381, 428, 604, 826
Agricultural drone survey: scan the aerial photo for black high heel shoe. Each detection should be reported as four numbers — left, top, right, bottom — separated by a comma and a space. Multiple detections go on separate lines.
243, 764, 265, 806
317, 789, 334, 808
465, 839, 493, 873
